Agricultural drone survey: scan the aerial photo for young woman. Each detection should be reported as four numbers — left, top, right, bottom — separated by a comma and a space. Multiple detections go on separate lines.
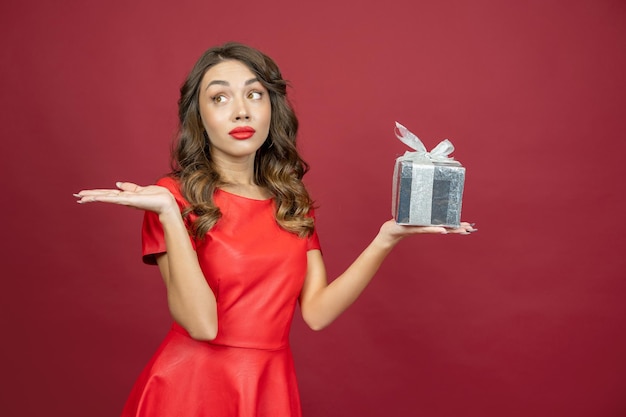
75, 42, 475, 417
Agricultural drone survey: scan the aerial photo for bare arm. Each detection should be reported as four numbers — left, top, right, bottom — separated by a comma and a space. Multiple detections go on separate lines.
299, 219, 476, 330
75, 182, 218, 340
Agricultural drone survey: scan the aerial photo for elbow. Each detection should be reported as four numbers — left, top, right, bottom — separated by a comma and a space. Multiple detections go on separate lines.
188, 328, 218, 341
170, 302, 218, 341
308, 322, 328, 332
186, 323, 218, 342
302, 315, 331, 332
300, 297, 334, 331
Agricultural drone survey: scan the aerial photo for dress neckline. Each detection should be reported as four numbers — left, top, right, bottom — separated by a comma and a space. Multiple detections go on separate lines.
216, 188, 274, 202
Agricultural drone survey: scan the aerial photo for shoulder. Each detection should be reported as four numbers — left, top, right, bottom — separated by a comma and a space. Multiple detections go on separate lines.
155, 175, 179, 191
155, 176, 189, 208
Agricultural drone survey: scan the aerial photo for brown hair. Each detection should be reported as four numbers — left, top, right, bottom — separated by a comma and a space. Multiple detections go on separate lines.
171, 42, 314, 239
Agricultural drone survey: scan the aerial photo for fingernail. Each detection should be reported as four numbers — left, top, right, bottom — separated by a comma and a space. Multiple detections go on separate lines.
72, 193, 81, 197
470, 223, 476, 227
116, 182, 122, 188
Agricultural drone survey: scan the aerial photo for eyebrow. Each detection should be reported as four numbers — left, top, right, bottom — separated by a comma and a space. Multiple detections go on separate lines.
205, 78, 260, 90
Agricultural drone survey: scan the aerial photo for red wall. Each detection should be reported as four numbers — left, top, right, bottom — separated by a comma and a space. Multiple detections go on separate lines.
2, 1, 625, 416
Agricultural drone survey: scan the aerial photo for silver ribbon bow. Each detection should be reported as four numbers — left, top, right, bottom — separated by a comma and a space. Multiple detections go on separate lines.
395, 121, 459, 165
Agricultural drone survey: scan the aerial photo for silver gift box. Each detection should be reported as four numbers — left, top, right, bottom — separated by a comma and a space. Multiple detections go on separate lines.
392, 158, 465, 227
391, 122, 465, 228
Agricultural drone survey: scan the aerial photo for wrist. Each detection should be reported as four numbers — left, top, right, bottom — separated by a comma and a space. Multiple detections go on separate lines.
158, 202, 184, 225
372, 231, 402, 252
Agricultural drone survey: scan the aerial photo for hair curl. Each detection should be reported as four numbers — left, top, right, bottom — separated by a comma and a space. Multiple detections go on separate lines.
171, 42, 314, 239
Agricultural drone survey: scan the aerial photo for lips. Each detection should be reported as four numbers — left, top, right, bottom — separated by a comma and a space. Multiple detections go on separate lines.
229, 126, 256, 140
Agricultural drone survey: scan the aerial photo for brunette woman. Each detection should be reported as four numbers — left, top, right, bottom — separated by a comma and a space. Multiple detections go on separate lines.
75, 42, 475, 417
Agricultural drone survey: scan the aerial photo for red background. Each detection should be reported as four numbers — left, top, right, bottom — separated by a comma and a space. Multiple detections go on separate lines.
2, 1, 625, 416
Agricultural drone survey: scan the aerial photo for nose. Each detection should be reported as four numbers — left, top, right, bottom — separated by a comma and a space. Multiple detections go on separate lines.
234, 98, 250, 121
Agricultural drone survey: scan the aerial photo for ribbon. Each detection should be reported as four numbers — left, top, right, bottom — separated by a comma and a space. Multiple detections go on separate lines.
395, 121, 460, 165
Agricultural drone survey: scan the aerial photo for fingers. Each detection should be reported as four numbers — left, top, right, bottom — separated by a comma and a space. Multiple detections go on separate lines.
74, 189, 120, 196
448, 222, 477, 235
386, 220, 477, 237
74, 189, 124, 204
389, 222, 448, 236
116, 181, 142, 192
73, 182, 173, 214
416, 226, 448, 234
74, 182, 139, 204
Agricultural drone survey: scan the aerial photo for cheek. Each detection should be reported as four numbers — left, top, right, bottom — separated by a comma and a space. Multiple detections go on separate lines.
262, 104, 272, 127
200, 107, 228, 130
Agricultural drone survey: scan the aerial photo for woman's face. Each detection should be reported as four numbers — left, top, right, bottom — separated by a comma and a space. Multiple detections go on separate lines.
198, 60, 271, 162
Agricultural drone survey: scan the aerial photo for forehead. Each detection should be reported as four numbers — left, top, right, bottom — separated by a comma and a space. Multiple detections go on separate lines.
201, 60, 258, 87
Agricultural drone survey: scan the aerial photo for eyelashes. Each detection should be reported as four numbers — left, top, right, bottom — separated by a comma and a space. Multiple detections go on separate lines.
211, 94, 228, 104
211, 94, 227, 104
209, 90, 264, 104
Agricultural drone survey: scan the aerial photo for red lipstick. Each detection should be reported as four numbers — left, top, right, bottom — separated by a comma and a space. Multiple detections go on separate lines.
229, 126, 256, 140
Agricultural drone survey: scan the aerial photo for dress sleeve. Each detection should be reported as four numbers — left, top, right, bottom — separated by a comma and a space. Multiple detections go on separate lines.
306, 209, 322, 252
141, 177, 195, 265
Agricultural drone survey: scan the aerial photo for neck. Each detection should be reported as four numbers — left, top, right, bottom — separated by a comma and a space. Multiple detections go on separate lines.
212, 154, 271, 200
213, 154, 256, 185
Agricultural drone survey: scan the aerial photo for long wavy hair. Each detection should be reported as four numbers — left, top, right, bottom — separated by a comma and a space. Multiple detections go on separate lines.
171, 42, 314, 239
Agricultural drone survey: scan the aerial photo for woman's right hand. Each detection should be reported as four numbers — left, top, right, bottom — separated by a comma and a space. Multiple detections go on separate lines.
74, 181, 178, 216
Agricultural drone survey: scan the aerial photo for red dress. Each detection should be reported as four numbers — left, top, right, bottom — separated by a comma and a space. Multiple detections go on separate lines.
121, 177, 321, 417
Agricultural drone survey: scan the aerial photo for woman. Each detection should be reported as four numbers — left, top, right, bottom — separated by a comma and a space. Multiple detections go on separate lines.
75, 42, 475, 417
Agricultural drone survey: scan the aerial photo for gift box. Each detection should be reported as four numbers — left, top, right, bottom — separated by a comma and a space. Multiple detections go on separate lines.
392, 122, 465, 227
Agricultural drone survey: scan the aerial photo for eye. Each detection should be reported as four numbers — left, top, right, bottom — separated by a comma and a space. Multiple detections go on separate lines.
211, 94, 228, 104
247, 91, 263, 100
